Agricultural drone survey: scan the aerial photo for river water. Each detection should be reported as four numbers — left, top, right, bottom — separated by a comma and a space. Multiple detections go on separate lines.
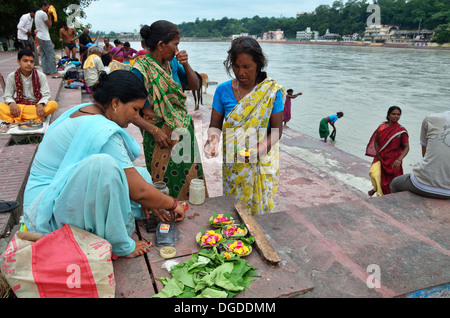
129, 41, 450, 172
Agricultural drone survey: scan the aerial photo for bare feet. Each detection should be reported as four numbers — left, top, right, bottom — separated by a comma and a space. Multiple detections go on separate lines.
368, 189, 376, 197
124, 240, 152, 258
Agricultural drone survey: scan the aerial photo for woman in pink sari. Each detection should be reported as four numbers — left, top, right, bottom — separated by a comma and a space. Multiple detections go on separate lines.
366, 106, 409, 196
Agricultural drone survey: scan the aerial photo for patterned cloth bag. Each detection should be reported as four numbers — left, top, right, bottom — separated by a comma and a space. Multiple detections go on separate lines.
0, 224, 115, 298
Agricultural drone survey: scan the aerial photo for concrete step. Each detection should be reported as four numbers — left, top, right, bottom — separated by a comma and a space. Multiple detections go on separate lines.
253, 191, 450, 297
0, 141, 38, 236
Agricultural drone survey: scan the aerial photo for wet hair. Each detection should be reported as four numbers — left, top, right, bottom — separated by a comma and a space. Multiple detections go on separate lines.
93, 70, 147, 107
287, 89, 293, 94
337, 112, 344, 117
124, 41, 130, 48
386, 106, 401, 120
224, 37, 268, 83
18, 49, 34, 60
113, 39, 121, 45
62, 20, 67, 27
140, 20, 180, 51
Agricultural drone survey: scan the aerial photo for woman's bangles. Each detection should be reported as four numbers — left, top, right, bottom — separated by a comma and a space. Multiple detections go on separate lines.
167, 197, 178, 212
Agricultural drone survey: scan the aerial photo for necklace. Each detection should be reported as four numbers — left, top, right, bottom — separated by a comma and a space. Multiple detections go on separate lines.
236, 80, 256, 100
78, 109, 97, 115
78, 103, 104, 116
236, 80, 244, 100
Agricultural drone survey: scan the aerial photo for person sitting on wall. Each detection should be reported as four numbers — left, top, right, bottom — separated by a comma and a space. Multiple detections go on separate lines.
0, 49, 58, 123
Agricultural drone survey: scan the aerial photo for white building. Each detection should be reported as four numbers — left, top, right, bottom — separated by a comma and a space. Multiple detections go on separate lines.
296, 27, 319, 41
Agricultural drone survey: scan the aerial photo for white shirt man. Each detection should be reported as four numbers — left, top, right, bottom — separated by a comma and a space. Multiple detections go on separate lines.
34, 2, 60, 76
391, 111, 450, 199
35, 9, 51, 41
17, 12, 35, 41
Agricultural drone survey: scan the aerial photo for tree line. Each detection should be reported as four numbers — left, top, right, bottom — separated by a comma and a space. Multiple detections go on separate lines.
177, 0, 450, 43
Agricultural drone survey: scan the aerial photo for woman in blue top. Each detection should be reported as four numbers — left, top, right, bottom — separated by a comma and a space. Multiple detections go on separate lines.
204, 37, 285, 215
319, 112, 344, 143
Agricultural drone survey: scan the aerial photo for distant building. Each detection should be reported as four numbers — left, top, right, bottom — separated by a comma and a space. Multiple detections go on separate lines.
296, 27, 319, 41
263, 29, 285, 41
342, 33, 360, 42
296, 12, 312, 18
364, 24, 399, 42
231, 33, 257, 40
323, 29, 340, 41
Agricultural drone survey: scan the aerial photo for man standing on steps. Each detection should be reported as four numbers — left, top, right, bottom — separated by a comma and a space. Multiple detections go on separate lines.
35, 1, 61, 77
17, 9, 37, 51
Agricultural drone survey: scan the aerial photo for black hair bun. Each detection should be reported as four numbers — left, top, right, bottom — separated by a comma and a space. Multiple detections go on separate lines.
140, 24, 151, 39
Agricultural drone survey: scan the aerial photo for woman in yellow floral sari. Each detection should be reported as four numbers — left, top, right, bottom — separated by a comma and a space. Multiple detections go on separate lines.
204, 37, 285, 215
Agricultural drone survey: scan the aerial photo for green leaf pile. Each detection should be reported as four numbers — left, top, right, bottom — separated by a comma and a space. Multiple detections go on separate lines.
153, 248, 259, 298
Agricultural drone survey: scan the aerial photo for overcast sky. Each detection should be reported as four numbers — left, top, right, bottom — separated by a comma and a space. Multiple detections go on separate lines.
80, 0, 338, 32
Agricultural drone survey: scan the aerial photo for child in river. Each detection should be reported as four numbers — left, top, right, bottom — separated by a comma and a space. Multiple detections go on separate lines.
283, 89, 302, 127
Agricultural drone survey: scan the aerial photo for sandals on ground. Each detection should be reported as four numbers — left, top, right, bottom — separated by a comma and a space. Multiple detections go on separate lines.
0, 200, 19, 213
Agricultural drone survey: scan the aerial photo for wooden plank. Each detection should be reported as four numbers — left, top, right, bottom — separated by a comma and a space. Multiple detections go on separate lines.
234, 202, 281, 267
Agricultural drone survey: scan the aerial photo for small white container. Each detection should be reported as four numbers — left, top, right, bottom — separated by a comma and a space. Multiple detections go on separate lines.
189, 178, 206, 205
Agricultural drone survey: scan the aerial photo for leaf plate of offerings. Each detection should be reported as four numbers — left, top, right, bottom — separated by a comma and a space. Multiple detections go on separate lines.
221, 223, 248, 238
208, 212, 234, 228
196, 229, 224, 248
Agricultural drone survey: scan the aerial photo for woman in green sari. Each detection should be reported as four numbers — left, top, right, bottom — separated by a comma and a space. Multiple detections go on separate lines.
204, 37, 285, 215
131, 20, 206, 201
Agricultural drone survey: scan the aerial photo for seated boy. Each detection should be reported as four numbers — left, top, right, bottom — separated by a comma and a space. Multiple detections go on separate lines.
0, 49, 58, 123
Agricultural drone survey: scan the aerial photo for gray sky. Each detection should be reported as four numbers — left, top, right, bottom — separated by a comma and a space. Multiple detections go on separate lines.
80, 0, 338, 32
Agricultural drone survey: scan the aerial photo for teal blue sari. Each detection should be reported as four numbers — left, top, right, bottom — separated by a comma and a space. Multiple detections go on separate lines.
23, 103, 151, 256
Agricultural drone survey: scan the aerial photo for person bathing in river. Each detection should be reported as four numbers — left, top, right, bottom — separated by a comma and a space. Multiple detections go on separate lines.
319, 112, 343, 143
283, 88, 302, 127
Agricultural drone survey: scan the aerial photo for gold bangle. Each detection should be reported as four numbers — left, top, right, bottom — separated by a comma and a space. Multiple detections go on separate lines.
154, 127, 159, 134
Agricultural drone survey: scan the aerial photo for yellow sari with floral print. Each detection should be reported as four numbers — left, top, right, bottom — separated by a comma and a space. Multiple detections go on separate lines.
222, 77, 285, 215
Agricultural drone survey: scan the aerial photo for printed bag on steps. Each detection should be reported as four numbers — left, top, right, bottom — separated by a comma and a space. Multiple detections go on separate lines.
0, 224, 115, 298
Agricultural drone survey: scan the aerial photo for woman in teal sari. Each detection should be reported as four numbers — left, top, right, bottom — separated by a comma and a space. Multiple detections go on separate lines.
23, 70, 186, 258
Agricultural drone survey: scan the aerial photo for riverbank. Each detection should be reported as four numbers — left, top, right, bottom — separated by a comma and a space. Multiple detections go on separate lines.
257, 39, 450, 50
112, 36, 450, 51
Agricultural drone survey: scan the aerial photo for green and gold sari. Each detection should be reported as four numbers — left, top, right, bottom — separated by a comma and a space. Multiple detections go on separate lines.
222, 78, 285, 215
132, 54, 206, 200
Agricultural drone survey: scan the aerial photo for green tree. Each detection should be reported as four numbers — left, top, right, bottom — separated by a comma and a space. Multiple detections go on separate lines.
0, 0, 97, 43
434, 23, 450, 44
173, 0, 450, 41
